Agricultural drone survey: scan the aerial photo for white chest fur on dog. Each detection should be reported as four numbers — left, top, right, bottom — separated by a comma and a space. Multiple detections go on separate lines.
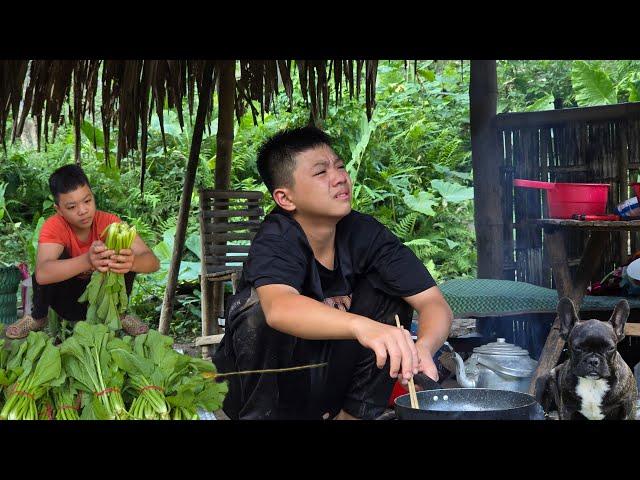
575, 377, 610, 420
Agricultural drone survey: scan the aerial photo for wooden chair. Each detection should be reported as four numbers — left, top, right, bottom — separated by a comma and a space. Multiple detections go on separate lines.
195, 189, 264, 359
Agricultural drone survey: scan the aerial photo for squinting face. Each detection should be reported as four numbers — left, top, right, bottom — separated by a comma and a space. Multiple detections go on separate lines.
54, 184, 97, 231
284, 145, 352, 220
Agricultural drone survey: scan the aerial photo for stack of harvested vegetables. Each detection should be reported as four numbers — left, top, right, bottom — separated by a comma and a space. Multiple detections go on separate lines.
0, 222, 229, 420
0, 323, 228, 420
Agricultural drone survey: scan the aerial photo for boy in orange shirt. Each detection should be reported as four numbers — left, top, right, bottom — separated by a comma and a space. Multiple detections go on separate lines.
6, 164, 160, 338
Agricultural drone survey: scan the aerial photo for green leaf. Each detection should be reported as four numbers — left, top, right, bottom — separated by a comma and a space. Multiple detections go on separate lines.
405, 238, 433, 247
433, 164, 473, 181
28, 341, 62, 388
445, 239, 460, 249
525, 92, 555, 112
185, 233, 201, 259
431, 179, 474, 203
28, 216, 45, 268
152, 241, 172, 262
81, 120, 105, 149
346, 113, 376, 182
195, 380, 228, 411
418, 68, 436, 82
0, 182, 7, 222
392, 213, 418, 239
628, 77, 640, 102
178, 262, 201, 283
572, 61, 617, 106
403, 191, 437, 216
425, 259, 440, 282
110, 348, 154, 377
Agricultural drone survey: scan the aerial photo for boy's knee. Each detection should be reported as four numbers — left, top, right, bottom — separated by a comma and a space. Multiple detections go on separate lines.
242, 303, 269, 333
350, 276, 413, 327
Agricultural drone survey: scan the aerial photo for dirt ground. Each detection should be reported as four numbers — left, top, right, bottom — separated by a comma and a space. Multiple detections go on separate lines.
172, 342, 201, 358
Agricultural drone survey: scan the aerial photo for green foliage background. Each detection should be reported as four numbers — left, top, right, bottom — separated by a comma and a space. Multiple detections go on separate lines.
1, 60, 634, 340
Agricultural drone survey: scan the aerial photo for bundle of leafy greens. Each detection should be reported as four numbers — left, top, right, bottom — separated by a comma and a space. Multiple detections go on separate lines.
51, 379, 81, 420
0, 324, 227, 420
110, 330, 175, 419
0, 332, 64, 420
38, 392, 55, 420
78, 222, 137, 331
166, 360, 228, 420
0, 338, 18, 392
110, 329, 226, 420
59, 322, 127, 420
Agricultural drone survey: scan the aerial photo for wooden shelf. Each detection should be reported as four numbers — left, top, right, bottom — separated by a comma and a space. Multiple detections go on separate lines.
537, 219, 640, 231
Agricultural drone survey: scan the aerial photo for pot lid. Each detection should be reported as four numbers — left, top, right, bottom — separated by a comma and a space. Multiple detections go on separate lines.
473, 338, 530, 356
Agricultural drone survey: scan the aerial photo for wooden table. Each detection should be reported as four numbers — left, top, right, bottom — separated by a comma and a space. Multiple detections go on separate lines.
528, 219, 640, 395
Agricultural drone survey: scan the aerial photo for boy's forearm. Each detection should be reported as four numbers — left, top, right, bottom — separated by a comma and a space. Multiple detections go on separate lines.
131, 251, 160, 273
414, 302, 453, 356
263, 293, 363, 340
35, 253, 92, 285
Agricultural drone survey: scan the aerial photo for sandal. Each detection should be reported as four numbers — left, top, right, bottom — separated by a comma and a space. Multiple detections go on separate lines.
120, 314, 149, 336
5, 315, 49, 340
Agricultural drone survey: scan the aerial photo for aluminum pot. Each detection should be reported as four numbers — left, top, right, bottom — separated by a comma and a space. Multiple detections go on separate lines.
451, 338, 538, 394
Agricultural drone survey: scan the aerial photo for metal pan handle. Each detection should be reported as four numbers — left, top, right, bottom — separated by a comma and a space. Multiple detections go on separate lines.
412, 372, 441, 390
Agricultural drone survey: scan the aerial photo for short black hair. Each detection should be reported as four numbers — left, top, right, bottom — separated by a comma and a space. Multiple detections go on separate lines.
49, 164, 92, 204
256, 126, 333, 193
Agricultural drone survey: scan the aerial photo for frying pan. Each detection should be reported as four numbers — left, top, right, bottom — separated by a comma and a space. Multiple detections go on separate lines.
393, 373, 544, 420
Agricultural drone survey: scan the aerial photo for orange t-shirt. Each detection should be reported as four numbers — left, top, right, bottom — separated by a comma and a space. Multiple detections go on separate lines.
38, 210, 122, 258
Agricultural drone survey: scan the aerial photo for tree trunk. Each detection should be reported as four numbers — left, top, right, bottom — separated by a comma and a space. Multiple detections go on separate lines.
470, 60, 503, 279
158, 61, 215, 335
215, 61, 235, 191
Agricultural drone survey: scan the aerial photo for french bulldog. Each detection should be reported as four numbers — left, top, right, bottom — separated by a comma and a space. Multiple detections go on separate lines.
536, 297, 638, 420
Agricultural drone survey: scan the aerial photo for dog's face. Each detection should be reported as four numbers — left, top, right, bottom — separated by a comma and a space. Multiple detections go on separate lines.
558, 297, 629, 379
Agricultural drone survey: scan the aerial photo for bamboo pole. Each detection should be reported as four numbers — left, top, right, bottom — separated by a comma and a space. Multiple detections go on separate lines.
159, 61, 215, 335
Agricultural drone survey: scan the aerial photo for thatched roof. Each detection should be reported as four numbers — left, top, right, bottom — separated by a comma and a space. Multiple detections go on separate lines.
0, 59, 379, 167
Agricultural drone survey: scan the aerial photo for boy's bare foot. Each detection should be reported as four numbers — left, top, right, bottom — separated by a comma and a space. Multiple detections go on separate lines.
5, 315, 49, 339
120, 314, 149, 336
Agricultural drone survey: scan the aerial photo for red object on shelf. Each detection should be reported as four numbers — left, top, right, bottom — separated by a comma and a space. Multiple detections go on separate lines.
572, 214, 620, 221
632, 183, 640, 201
513, 179, 609, 219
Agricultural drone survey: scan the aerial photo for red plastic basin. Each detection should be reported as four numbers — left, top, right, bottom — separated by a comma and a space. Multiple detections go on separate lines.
513, 179, 609, 219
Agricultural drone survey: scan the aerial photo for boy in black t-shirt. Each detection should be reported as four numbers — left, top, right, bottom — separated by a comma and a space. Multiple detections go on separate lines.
212, 126, 453, 420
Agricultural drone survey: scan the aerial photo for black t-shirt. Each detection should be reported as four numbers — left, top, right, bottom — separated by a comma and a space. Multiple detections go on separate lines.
239, 207, 436, 305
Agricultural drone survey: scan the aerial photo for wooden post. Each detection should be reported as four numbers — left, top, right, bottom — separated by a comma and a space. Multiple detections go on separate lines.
158, 61, 215, 335
201, 60, 236, 356
618, 122, 629, 263
470, 60, 503, 279
528, 228, 609, 395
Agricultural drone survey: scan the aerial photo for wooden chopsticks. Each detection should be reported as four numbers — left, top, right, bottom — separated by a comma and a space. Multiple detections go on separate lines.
395, 314, 419, 409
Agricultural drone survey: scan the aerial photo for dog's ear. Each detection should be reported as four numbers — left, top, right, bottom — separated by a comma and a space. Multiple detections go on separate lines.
608, 299, 630, 343
558, 297, 580, 340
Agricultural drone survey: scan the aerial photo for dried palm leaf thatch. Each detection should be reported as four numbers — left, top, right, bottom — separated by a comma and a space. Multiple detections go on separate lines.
0, 60, 29, 151
236, 60, 379, 125
0, 59, 379, 190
